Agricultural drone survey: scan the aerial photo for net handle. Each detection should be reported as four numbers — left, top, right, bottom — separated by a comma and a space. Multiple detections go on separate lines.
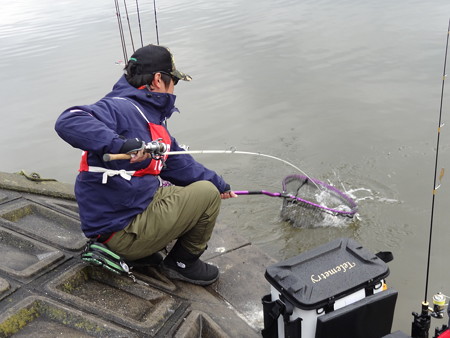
234, 190, 281, 197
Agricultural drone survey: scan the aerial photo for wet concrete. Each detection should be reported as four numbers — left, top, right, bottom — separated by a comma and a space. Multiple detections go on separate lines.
0, 171, 275, 337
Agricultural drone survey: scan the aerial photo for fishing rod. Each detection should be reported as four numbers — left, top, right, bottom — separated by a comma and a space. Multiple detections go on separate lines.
412, 18, 450, 338
135, 0, 144, 48
153, 0, 160, 45
114, 0, 153, 62
424, 18, 450, 305
114, 0, 128, 62
103, 147, 313, 181
122, 0, 136, 52
103, 141, 326, 189
102, 146, 360, 217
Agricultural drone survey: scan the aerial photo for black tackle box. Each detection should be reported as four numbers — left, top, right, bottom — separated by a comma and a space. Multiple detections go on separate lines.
262, 237, 397, 338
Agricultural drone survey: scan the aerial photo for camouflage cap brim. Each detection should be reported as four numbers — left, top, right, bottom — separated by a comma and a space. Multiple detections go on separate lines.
171, 69, 192, 82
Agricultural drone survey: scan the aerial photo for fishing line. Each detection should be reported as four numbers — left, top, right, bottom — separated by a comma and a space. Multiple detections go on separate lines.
423, 18, 450, 304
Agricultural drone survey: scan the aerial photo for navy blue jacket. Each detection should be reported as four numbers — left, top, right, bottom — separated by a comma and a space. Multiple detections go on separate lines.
55, 75, 229, 237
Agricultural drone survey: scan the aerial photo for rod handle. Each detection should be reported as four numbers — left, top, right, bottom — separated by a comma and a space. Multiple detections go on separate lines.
103, 153, 131, 162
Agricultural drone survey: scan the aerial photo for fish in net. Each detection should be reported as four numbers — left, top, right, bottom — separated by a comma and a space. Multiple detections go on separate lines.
234, 174, 357, 228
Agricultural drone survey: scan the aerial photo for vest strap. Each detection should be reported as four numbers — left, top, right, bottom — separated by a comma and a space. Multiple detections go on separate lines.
88, 166, 136, 184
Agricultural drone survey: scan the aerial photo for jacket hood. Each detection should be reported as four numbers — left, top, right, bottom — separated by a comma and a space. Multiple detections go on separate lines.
106, 75, 179, 119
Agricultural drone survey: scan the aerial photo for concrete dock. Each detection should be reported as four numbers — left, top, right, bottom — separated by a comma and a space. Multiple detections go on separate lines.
0, 171, 275, 337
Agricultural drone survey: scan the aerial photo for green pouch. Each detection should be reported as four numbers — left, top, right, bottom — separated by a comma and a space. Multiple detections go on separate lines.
81, 241, 137, 282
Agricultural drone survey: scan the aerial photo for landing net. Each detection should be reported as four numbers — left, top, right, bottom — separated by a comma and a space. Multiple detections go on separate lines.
280, 175, 357, 227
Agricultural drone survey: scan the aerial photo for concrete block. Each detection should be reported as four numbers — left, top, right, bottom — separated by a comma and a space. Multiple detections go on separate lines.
46, 264, 184, 335
0, 190, 21, 205
0, 171, 75, 200
0, 226, 64, 280
0, 278, 10, 298
26, 194, 80, 219
0, 199, 86, 251
172, 310, 230, 338
129, 266, 177, 292
0, 295, 134, 337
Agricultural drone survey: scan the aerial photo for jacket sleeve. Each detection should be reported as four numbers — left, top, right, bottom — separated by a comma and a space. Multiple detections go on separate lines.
55, 105, 124, 155
160, 138, 230, 193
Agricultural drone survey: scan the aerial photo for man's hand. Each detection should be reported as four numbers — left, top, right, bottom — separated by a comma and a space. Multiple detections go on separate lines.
129, 148, 150, 163
220, 191, 237, 199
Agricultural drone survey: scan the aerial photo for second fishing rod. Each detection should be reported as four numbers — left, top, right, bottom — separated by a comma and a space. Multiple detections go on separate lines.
411, 18, 450, 338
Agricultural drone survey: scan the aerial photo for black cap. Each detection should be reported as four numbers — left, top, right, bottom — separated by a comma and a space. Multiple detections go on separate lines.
127, 44, 192, 82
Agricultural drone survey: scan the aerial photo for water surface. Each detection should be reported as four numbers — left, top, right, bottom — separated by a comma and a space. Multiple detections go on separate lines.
1, 0, 450, 332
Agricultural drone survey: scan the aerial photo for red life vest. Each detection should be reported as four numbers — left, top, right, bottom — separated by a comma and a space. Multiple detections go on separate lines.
439, 329, 450, 338
133, 122, 171, 176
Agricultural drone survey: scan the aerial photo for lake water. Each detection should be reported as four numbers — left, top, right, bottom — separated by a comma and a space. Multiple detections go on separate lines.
1, 0, 450, 333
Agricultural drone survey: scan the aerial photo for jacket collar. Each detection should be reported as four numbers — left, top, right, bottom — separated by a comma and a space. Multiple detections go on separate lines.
107, 75, 178, 120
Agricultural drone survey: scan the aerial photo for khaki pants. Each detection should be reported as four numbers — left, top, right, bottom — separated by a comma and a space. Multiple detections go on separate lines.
106, 180, 221, 261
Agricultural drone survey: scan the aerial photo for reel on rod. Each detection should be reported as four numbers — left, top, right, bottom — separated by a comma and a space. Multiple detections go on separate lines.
431, 293, 449, 319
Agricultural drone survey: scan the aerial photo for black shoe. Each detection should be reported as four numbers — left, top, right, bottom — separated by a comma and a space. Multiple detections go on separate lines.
161, 241, 219, 286
126, 252, 164, 268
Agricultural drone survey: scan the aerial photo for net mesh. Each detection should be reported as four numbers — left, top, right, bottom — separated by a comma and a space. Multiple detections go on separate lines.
280, 175, 357, 228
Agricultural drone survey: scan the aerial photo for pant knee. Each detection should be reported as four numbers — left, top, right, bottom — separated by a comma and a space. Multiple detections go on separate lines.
192, 181, 221, 204
193, 180, 219, 193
